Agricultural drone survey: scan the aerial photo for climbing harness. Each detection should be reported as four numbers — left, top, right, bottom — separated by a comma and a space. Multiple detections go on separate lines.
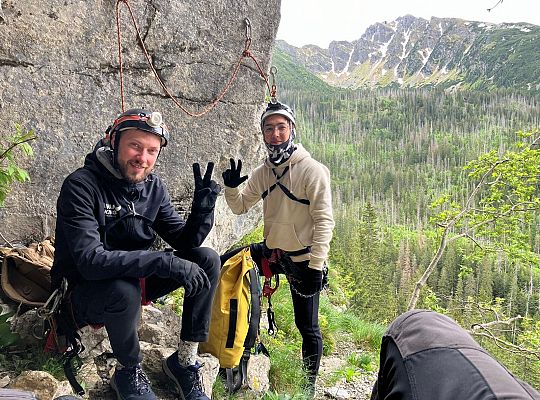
115, 0, 276, 116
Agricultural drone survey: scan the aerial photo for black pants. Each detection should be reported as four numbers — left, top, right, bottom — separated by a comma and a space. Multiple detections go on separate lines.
221, 243, 323, 379
71, 247, 220, 367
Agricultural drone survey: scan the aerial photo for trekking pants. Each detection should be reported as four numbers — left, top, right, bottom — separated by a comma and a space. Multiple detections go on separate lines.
221, 242, 323, 379
71, 247, 220, 368
371, 309, 540, 400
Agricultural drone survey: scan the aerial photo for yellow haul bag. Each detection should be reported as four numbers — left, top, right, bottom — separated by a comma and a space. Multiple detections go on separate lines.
199, 247, 261, 369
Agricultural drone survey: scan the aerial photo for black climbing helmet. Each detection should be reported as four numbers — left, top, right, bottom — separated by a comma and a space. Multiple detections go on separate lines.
260, 101, 296, 130
107, 108, 170, 147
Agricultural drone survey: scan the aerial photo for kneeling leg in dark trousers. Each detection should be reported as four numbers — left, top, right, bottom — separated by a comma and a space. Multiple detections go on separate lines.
371, 310, 540, 400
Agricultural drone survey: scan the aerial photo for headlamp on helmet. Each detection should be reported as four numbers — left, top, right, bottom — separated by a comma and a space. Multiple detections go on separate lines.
108, 108, 170, 147
260, 101, 296, 130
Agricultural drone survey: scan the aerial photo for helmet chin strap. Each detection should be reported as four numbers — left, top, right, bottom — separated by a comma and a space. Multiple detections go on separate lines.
111, 132, 121, 169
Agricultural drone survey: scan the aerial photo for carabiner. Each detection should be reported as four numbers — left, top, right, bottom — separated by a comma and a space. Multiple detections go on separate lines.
244, 18, 252, 41
270, 66, 277, 82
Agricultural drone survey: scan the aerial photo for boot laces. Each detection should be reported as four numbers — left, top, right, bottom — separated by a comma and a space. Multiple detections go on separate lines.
130, 365, 151, 394
188, 363, 204, 394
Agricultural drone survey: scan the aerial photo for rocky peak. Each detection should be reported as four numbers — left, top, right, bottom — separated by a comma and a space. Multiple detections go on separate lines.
277, 15, 540, 91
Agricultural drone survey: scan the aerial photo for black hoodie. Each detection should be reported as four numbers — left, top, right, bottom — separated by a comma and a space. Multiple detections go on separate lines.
51, 142, 214, 288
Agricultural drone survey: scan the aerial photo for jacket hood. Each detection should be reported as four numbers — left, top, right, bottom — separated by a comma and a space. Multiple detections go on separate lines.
83, 139, 151, 191
83, 140, 119, 178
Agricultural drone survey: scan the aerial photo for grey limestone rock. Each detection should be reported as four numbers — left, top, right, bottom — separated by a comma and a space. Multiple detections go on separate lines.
0, 0, 279, 251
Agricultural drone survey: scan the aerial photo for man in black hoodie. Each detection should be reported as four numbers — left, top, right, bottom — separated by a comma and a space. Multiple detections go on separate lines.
51, 109, 220, 400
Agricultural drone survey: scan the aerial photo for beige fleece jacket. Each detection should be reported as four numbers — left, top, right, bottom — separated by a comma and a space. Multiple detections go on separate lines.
224, 144, 334, 270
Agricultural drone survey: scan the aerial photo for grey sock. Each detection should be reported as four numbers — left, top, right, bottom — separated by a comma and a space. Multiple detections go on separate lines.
177, 340, 198, 366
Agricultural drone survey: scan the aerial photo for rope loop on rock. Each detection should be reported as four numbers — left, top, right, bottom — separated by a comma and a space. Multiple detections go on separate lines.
115, 0, 273, 117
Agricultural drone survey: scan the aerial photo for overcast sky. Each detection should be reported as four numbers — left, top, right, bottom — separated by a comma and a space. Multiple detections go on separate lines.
277, 0, 540, 48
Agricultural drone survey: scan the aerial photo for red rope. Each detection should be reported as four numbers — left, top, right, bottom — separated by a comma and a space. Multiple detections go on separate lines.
115, 1, 125, 112
115, 0, 273, 117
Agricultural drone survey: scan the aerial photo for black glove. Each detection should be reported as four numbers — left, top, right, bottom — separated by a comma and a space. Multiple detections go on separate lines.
159, 256, 211, 297
294, 264, 324, 296
222, 158, 248, 188
192, 162, 221, 212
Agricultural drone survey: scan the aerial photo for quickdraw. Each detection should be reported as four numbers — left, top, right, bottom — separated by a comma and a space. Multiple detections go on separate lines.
261, 257, 279, 336
115, 0, 277, 116
269, 66, 278, 103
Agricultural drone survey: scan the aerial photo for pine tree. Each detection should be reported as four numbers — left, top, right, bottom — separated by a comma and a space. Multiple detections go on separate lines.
478, 256, 494, 303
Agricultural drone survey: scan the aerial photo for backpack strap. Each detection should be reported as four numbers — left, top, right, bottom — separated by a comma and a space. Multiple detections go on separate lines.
224, 367, 242, 393
261, 166, 288, 200
243, 268, 261, 350
275, 181, 310, 205
223, 348, 261, 394
286, 246, 311, 257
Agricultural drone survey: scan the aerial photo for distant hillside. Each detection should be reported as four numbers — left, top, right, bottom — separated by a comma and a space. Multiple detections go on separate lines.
270, 45, 333, 93
275, 15, 540, 91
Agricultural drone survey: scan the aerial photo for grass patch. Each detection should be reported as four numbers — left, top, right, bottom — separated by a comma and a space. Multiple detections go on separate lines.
347, 351, 377, 372
0, 342, 67, 381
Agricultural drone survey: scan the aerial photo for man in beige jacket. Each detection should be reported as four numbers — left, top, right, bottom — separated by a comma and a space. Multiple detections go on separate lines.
221, 101, 334, 396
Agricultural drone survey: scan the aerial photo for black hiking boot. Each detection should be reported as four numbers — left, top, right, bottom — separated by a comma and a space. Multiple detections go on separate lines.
110, 364, 157, 400
304, 374, 316, 399
162, 351, 209, 400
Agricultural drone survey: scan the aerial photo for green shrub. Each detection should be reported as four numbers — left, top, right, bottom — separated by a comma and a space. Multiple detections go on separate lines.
0, 312, 19, 349
347, 351, 376, 372
333, 365, 361, 383
0, 124, 36, 206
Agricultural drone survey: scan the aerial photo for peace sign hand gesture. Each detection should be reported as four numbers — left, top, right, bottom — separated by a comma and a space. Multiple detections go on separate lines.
192, 162, 221, 212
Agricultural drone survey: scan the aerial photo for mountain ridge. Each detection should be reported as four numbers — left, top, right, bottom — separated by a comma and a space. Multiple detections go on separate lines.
275, 15, 540, 91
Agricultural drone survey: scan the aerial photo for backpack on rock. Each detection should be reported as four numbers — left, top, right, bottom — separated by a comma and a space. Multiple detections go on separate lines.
199, 247, 266, 393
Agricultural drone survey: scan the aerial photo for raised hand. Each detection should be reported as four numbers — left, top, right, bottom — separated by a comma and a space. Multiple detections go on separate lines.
192, 162, 221, 212
222, 158, 248, 188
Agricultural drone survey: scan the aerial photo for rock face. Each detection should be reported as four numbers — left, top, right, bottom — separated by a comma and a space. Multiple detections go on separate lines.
0, 0, 280, 250
276, 15, 540, 91
3, 303, 271, 399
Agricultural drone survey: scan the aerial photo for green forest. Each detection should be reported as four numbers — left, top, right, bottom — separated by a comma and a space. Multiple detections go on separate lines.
273, 48, 540, 387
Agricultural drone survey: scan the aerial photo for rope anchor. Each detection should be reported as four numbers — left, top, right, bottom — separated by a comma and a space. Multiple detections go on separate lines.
115, 0, 274, 117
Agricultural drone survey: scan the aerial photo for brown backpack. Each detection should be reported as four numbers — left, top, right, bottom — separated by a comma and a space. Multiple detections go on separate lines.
0, 237, 54, 307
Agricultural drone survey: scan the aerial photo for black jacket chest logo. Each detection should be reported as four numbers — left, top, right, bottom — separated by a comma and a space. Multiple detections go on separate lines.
104, 203, 122, 218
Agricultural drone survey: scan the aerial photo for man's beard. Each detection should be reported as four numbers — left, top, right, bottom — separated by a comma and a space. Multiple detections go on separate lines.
118, 160, 152, 183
